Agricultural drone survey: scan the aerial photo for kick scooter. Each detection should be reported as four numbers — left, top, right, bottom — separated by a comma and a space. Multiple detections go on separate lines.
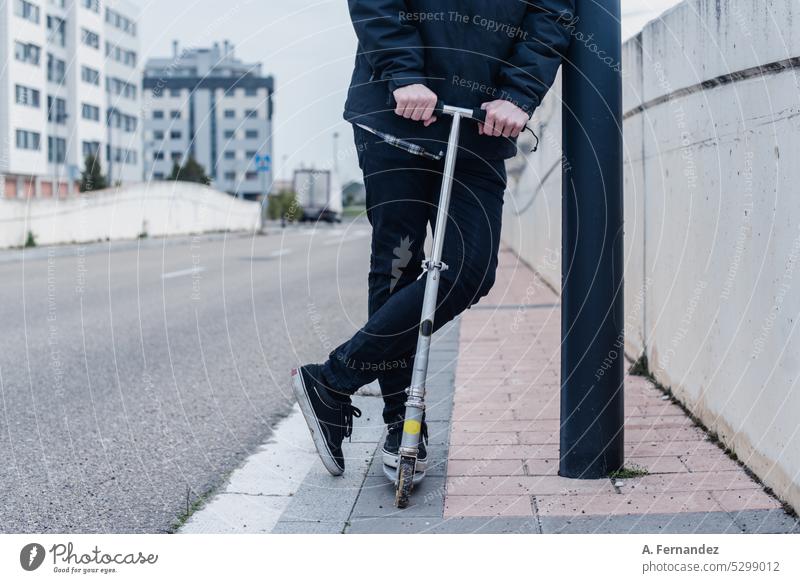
383, 102, 488, 508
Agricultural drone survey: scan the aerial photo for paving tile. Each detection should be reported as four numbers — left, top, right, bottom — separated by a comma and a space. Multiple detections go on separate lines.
617, 471, 760, 494
713, 488, 783, 512
350, 476, 446, 519
447, 475, 615, 496
449, 443, 560, 460
625, 456, 689, 474
536, 491, 722, 517
447, 459, 527, 477
540, 511, 743, 534
444, 495, 533, 517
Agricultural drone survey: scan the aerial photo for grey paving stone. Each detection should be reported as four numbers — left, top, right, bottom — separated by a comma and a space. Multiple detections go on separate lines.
731, 509, 800, 533
271, 521, 345, 534
346, 516, 539, 534
350, 475, 446, 519
540, 511, 745, 534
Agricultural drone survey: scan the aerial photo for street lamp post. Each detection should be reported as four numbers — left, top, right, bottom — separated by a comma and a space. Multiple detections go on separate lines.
559, 0, 625, 479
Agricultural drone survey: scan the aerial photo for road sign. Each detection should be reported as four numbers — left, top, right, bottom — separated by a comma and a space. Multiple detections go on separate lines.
255, 154, 271, 173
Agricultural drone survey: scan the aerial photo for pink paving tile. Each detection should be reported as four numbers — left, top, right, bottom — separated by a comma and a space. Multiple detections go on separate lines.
447, 459, 527, 477
617, 471, 760, 494
626, 456, 689, 474
535, 491, 723, 517
449, 444, 560, 460
679, 453, 743, 473
444, 495, 534, 518
713, 489, 783, 512
524, 458, 560, 475
449, 432, 519, 446
447, 475, 616, 496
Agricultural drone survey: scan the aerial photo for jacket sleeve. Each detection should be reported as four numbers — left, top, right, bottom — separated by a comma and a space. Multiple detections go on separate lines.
496, 0, 574, 116
347, 0, 427, 92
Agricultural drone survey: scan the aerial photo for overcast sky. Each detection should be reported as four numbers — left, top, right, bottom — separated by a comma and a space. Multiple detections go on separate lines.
131, 0, 682, 183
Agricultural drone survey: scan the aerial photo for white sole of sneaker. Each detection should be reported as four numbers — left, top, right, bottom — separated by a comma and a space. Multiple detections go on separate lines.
382, 448, 428, 471
291, 368, 344, 477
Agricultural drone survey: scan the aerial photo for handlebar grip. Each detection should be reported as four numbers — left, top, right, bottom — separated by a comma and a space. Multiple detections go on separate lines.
471, 107, 486, 123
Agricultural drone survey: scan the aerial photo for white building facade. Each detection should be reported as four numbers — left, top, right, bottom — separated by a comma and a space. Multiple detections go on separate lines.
142, 42, 274, 199
0, 0, 142, 198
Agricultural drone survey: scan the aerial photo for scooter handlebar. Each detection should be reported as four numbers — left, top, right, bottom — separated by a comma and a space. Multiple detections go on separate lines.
388, 97, 486, 123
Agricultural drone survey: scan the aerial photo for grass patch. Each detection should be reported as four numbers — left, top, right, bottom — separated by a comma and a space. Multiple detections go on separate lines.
342, 206, 366, 218
610, 466, 649, 479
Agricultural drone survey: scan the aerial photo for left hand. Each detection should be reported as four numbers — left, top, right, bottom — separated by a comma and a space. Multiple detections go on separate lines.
478, 100, 529, 138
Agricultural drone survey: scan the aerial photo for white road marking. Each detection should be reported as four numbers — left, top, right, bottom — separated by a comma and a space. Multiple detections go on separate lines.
268, 249, 292, 258
162, 267, 206, 280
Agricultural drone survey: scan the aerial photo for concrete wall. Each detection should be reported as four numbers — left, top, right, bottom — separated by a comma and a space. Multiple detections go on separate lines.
503, 0, 800, 512
0, 182, 260, 248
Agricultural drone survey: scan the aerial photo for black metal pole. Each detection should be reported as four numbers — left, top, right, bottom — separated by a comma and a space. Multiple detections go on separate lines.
559, 0, 624, 478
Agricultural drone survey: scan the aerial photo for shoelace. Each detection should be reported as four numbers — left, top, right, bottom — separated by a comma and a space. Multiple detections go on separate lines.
343, 404, 362, 442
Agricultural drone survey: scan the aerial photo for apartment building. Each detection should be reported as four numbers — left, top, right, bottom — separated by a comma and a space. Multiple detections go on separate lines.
0, 0, 142, 198
142, 41, 274, 199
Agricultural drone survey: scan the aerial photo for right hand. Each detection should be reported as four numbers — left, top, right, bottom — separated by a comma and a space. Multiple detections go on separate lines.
393, 84, 438, 127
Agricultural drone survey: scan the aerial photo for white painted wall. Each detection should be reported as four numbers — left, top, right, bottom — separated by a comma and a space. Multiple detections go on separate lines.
503, 0, 800, 513
0, 182, 260, 248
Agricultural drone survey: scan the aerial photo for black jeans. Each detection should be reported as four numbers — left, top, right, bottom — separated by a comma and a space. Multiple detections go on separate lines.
321, 125, 507, 424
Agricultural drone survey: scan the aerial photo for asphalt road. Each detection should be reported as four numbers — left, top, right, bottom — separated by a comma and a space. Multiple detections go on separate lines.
0, 220, 372, 533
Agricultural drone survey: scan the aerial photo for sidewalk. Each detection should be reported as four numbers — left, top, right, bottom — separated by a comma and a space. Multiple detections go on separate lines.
182, 246, 799, 534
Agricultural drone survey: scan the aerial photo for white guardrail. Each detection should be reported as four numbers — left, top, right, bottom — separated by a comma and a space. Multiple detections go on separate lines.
0, 181, 261, 249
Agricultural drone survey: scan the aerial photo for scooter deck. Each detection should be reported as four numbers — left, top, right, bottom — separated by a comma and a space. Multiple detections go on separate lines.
383, 463, 426, 485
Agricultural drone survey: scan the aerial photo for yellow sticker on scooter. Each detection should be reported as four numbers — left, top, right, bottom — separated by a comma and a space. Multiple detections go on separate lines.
403, 419, 421, 436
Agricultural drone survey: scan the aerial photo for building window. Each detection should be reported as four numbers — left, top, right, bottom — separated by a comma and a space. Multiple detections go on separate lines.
48, 136, 67, 163
246, 150, 257, 158
170, 130, 182, 139
224, 171, 236, 181
81, 28, 100, 50
224, 109, 235, 119
47, 15, 66, 46
82, 141, 100, 158
169, 88, 181, 97
153, 130, 164, 140
244, 88, 258, 97
245, 109, 258, 118
106, 77, 137, 99
171, 152, 182, 162
82, 0, 99, 13
224, 130, 235, 139
170, 110, 181, 119
224, 151, 236, 160
82, 103, 100, 122
105, 7, 137, 36
81, 65, 101, 86
153, 110, 164, 119
47, 96, 67, 124
245, 130, 259, 139
153, 172, 164, 180
14, 0, 40, 24
245, 172, 258, 181
14, 41, 41, 66
47, 54, 66, 84
105, 42, 137, 67
16, 129, 41, 151
15, 85, 40, 108
107, 109, 137, 132
153, 152, 165, 160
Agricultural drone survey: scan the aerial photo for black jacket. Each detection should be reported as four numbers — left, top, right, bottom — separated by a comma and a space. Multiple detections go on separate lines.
344, 0, 573, 160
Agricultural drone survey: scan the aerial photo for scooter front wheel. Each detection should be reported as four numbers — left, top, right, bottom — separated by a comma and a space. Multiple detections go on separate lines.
395, 457, 415, 508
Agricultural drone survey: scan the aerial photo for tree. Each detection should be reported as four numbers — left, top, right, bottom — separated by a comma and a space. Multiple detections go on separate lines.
79, 154, 107, 193
267, 190, 302, 222
168, 156, 210, 185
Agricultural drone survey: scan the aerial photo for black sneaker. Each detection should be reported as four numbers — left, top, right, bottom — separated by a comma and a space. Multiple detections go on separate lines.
382, 417, 428, 471
291, 364, 361, 476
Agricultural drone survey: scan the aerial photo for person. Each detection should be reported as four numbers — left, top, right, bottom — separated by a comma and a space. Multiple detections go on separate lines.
292, 0, 573, 476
